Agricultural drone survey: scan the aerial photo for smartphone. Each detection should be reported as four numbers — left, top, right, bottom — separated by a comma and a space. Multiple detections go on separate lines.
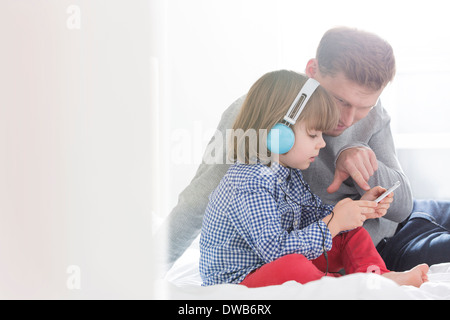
374, 181, 401, 203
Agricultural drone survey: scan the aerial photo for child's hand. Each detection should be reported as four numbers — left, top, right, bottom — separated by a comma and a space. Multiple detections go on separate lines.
361, 186, 394, 219
327, 198, 377, 235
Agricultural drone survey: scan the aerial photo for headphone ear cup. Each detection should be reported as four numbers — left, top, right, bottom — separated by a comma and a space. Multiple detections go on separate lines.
267, 123, 295, 154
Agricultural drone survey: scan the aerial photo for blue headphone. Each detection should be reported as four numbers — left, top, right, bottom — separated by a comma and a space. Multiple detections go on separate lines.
267, 78, 320, 154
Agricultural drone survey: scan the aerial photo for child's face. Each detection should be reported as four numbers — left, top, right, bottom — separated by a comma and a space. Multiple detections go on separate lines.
278, 121, 326, 170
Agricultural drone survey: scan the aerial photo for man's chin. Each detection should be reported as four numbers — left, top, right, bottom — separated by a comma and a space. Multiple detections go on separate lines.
325, 128, 346, 137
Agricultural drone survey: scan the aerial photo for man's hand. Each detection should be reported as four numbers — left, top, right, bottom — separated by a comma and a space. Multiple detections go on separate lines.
327, 147, 378, 194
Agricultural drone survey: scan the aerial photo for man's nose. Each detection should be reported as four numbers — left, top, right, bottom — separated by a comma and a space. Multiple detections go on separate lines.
340, 106, 356, 127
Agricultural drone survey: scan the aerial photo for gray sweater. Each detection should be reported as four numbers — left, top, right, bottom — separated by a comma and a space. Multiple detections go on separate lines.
159, 95, 413, 269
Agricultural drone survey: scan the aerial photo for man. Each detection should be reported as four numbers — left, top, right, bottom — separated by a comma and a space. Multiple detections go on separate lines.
159, 27, 443, 272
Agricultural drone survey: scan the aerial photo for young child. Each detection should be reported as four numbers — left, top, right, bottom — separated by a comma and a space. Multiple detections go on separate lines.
199, 70, 428, 288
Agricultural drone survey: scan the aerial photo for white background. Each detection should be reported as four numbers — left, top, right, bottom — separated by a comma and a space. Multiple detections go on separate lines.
1, 0, 450, 299
1, 0, 154, 299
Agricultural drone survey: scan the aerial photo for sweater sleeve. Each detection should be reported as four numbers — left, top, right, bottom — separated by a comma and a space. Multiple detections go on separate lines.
332, 102, 413, 224
362, 105, 413, 223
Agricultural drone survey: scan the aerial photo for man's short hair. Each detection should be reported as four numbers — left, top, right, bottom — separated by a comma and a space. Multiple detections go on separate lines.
316, 26, 396, 91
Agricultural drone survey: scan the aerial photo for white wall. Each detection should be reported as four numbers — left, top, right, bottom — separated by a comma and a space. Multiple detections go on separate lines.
0, 1, 155, 299
163, 0, 450, 213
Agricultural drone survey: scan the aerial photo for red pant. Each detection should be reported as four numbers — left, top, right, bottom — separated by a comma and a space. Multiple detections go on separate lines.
241, 227, 389, 288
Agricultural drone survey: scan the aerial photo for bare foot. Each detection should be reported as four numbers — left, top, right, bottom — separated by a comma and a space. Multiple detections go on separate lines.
381, 264, 429, 288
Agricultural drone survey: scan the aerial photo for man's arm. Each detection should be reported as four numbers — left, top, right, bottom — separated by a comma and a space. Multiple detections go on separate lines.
357, 111, 413, 223
155, 96, 244, 271
328, 103, 413, 223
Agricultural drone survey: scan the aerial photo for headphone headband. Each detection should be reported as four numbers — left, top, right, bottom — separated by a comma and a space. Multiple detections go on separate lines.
267, 77, 321, 154
282, 78, 320, 126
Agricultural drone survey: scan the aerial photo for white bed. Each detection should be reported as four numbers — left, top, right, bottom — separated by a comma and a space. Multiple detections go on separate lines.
159, 235, 450, 300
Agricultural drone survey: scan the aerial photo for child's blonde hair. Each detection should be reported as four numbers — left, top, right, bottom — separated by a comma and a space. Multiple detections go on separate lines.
229, 70, 339, 164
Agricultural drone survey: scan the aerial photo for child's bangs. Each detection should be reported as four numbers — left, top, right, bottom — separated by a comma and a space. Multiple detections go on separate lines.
302, 88, 339, 133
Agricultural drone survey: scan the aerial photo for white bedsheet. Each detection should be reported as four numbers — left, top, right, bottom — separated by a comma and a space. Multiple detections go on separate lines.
160, 237, 450, 300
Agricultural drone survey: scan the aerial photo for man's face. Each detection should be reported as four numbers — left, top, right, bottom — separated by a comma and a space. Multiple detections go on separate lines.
312, 71, 383, 137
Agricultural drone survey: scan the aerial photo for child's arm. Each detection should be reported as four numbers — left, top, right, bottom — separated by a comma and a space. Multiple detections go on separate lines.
230, 188, 333, 262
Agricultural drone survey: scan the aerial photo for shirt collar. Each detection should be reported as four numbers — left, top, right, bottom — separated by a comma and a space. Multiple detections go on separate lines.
269, 161, 291, 182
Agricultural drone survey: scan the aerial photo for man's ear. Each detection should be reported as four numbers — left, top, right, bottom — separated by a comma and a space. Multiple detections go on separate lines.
305, 59, 319, 78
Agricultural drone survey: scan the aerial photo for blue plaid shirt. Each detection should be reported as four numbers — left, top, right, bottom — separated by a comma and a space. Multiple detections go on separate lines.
199, 161, 334, 286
